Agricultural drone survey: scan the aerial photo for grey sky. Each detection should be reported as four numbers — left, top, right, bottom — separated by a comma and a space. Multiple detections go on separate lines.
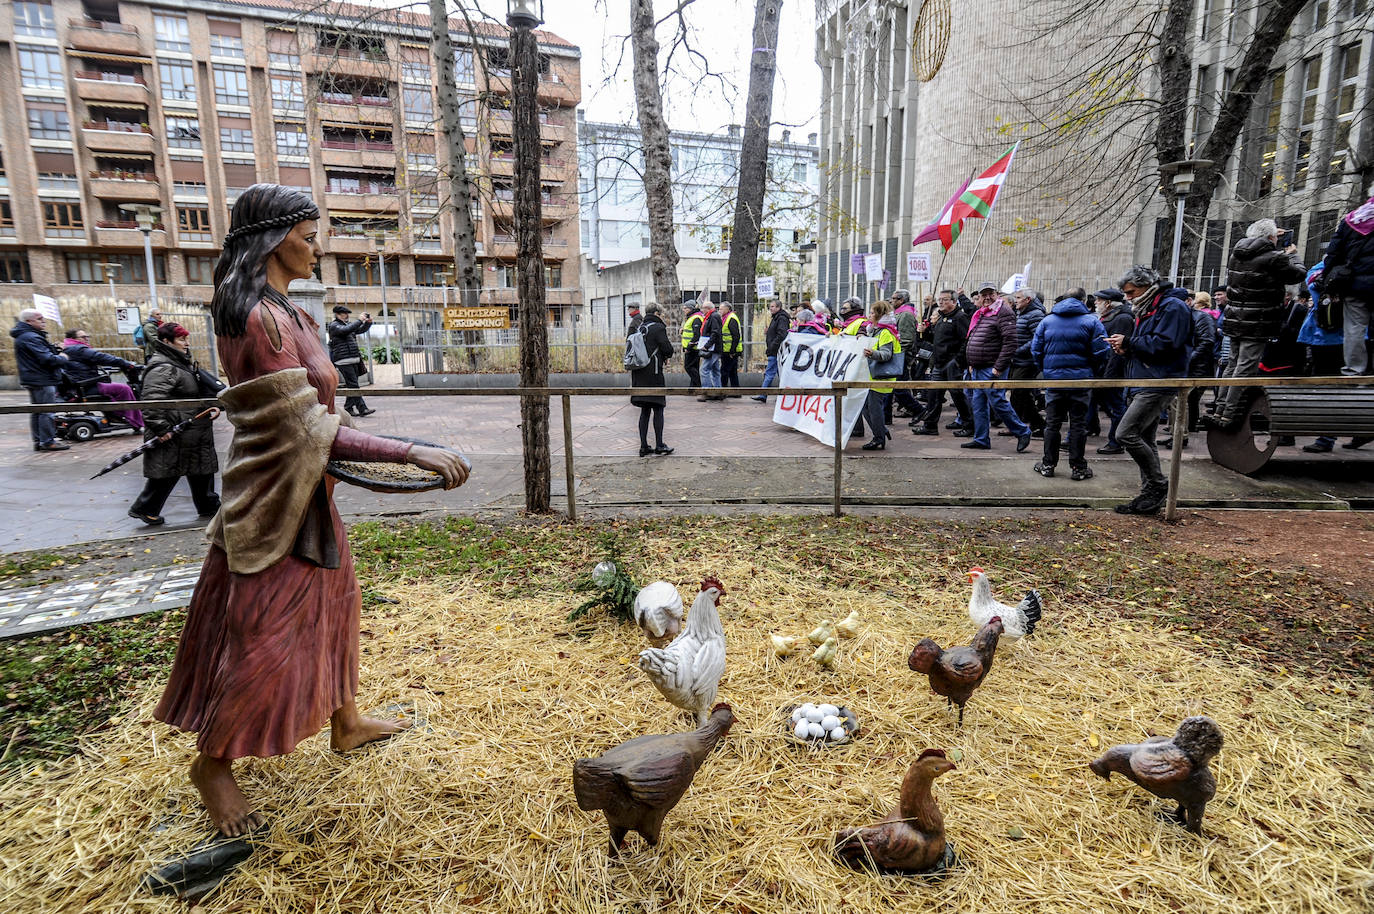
467, 0, 822, 139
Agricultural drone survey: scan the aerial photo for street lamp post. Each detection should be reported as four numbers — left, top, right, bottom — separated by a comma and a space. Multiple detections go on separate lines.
508, 0, 551, 513
100, 261, 120, 303
1159, 160, 1212, 286
118, 203, 162, 309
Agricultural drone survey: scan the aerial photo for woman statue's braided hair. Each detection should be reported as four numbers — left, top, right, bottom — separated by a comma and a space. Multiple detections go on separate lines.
212, 184, 319, 338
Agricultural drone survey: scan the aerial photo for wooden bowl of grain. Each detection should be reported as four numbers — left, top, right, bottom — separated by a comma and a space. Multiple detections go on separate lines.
327, 436, 469, 493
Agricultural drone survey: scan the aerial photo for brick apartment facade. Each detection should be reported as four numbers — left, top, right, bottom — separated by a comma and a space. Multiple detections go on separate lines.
0, 0, 582, 317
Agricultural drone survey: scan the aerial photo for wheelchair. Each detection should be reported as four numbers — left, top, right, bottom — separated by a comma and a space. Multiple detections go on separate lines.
53, 367, 143, 442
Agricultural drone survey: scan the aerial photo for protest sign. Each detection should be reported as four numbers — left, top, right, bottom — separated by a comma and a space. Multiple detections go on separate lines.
772, 333, 870, 448
849, 253, 866, 274
115, 306, 141, 334
906, 251, 931, 281
863, 252, 883, 280
33, 294, 61, 326
756, 276, 775, 297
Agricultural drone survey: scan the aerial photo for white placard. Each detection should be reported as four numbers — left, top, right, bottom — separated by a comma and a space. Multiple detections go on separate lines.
772, 333, 870, 448
33, 294, 61, 326
115, 306, 141, 335
906, 251, 932, 281
756, 276, 775, 297
863, 252, 883, 280
1001, 274, 1024, 294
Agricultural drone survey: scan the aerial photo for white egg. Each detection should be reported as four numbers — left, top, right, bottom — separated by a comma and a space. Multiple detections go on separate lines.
820, 715, 841, 731
805, 707, 825, 723
819, 704, 840, 717
794, 719, 811, 740
791, 707, 805, 723
800, 702, 817, 713
828, 727, 847, 742
807, 722, 826, 739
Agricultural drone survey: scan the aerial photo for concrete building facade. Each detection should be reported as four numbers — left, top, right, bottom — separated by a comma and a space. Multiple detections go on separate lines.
0, 0, 582, 317
814, 0, 1372, 302
577, 116, 819, 330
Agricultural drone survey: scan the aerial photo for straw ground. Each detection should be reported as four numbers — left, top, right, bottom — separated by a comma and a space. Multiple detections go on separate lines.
1, 515, 1371, 913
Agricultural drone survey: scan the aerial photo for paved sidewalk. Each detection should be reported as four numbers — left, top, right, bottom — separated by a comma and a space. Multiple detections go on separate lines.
0, 562, 199, 638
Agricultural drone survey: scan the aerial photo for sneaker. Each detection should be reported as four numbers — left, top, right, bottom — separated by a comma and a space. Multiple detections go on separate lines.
952, 428, 974, 438
1070, 466, 1094, 481
1033, 462, 1054, 478
945, 420, 966, 430
128, 508, 165, 526
1301, 442, 1333, 454
960, 441, 991, 450
36, 441, 71, 451
1016, 433, 1032, 453
1096, 443, 1124, 455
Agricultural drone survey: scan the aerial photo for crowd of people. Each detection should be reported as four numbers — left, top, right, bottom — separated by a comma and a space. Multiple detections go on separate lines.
627, 206, 1373, 516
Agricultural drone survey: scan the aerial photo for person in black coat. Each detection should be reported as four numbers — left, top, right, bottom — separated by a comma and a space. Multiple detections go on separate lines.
62, 328, 144, 430
327, 304, 374, 416
10, 309, 71, 450
128, 322, 220, 525
629, 303, 675, 456
912, 289, 971, 435
1320, 195, 1374, 375
1092, 289, 1134, 455
752, 299, 792, 403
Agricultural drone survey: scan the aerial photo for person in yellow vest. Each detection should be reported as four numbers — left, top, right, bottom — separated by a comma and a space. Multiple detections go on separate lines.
720, 301, 743, 395
839, 297, 867, 335
680, 302, 703, 392
860, 300, 903, 451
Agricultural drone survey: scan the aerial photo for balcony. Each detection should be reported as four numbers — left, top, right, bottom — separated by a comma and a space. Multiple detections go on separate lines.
67, 19, 142, 56
321, 138, 396, 169
324, 182, 401, 214
547, 288, 583, 307
87, 169, 161, 201
541, 193, 576, 222
535, 75, 578, 106
317, 93, 394, 127
82, 121, 155, 153
487, 154, 515, 177
73, 71, 148, 105
306, 45, 391, 80
326, 230, 380, 255
93, 219, 166, 246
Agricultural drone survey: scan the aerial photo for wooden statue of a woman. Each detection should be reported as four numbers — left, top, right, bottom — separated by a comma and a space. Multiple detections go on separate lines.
154, 185, 469, 836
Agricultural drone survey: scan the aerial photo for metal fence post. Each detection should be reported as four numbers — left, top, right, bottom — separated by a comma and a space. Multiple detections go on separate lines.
832, 389, 844, 517
203, 313, 219, 379
562, 393, 576, 520
1165, 388, 1186, 521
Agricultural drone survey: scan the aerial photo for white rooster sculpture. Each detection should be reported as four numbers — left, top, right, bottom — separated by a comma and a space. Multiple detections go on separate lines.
638, 578, 727, 725
632, 581, 685, 645
967, 566, 1042, 640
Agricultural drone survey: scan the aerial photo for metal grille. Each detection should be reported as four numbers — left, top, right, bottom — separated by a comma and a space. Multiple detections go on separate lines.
1265, 387, 1374, 435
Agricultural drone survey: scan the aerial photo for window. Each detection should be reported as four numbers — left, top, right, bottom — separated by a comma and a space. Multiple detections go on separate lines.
0, 201, 14, 235
1291, 55, 1321, 189
220, 126, 254, 153
44, 201, 84, 237
178, 205, 212, 241
66, 252, 165, 283
721, 225, 734, 251
337, 256, 399, 286
455, 46, 475, 84
402, 62, 430, 84
154, 13, 191, 53
37, 172, 78, 190
271, 77, 303, 111
210, 34, 244, 58
486, 47, 511, 77
14, 2, 56, 37
1310, 0, 1328, 28
19, 48, 62, 89
268, 29, 300, 69
1, 251, 31, 282
1258, 70, 1285, 196
414, 261, 451, 286
793, 162, 808, 182
1201, 0, 1227, 39
214, 66, 249, 106
458, 96, 478, 131
1305, 210, 1339, 264
159, 61, 196, 103
404, 87, 433, 122
173, 181, 208, 197
1329, 43, 1361, 185
166, 116, 201, 149
1190, 65, 1214, 156
27, 103, 69, 140
186, 255, 217, 284
276, 125, 308, 157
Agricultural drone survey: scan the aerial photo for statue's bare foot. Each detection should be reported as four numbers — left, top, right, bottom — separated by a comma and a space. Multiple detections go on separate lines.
189, 754, 264, 838
330, 714, 412, 753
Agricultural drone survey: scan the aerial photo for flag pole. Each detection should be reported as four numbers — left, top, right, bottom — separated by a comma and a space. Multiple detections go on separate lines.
927, 166, 976, 297
957, 216, 995, 290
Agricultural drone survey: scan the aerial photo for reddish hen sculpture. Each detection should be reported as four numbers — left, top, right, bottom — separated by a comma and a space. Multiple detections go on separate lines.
834, 749, 957, 872
572, 703, 735, 856
1090, 715, 1224, 834
907, 617, 1003, 724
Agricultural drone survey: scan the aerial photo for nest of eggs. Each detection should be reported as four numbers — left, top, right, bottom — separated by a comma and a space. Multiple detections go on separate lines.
782, 702, 861, 747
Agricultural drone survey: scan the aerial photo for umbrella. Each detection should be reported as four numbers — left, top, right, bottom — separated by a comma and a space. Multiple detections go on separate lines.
90, 407, 221, 480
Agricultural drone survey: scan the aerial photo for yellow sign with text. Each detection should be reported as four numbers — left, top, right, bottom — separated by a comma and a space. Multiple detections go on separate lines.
443, 306, 511, 330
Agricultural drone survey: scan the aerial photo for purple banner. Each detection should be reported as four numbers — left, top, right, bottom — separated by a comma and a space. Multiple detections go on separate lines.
850, 254, 866, 273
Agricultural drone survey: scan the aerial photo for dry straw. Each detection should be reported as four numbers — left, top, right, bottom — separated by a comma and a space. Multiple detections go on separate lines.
1, 551, 1371, 913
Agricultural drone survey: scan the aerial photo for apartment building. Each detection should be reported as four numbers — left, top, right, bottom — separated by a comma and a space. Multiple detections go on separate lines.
578, 115, 819, 322
0, 0, 582, 316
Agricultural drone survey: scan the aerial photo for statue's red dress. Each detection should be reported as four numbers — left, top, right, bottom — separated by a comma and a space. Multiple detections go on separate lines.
154, 297, 409, 759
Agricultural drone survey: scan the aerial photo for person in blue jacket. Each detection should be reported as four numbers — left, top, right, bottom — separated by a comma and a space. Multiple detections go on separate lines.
1030, 288, 1110, 480
9, 309, 71, 451
1105, 266, 1193, 515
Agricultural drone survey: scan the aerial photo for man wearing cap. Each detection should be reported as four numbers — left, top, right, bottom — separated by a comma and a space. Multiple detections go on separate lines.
627, 305, 643, 336
838, 297, 867, 335
680, 302, 703, 391
961, 283, 1032, 451
753, 299, 791, 402
1092, 287, 1133, 454
327, 305, 375, 417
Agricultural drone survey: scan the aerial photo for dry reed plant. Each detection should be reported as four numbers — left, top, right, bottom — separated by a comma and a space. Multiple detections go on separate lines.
1, 297, 210, 375
1, 547, 1370, 914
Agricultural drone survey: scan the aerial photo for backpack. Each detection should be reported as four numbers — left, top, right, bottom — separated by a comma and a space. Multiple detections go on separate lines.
133, 323, 145, 347
1314, 294, 1344, 332
623, 324, 651, 370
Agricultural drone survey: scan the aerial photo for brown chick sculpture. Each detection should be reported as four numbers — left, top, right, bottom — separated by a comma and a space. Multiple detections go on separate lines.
907, 617, 1003, 725
834, 749, 957, 873
572, 703, 735, 857
1089, 716, 1224, 834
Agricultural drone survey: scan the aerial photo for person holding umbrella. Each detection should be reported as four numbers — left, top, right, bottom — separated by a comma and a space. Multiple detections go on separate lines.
127, 322, 220, 525
153, 184, 468, 839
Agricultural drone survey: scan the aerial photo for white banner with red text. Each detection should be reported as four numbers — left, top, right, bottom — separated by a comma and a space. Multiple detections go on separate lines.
772, 333, 871, 448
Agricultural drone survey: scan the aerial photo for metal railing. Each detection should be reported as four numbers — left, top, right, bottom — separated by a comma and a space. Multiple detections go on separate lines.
5, 376, 1369, 522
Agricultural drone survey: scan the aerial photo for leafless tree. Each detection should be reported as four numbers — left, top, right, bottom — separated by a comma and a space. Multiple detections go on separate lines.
629, 0, 684, 309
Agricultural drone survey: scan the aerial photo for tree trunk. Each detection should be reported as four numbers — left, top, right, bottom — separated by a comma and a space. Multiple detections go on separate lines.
512, 21, 551, 513
430, 0, 480, 308
1151, 0, 1196, 282
727, 0, 782, 313
629, 0, 682, 308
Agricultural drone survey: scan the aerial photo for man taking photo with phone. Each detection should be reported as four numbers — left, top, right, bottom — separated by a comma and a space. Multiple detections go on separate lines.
328, 305, 376, 417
